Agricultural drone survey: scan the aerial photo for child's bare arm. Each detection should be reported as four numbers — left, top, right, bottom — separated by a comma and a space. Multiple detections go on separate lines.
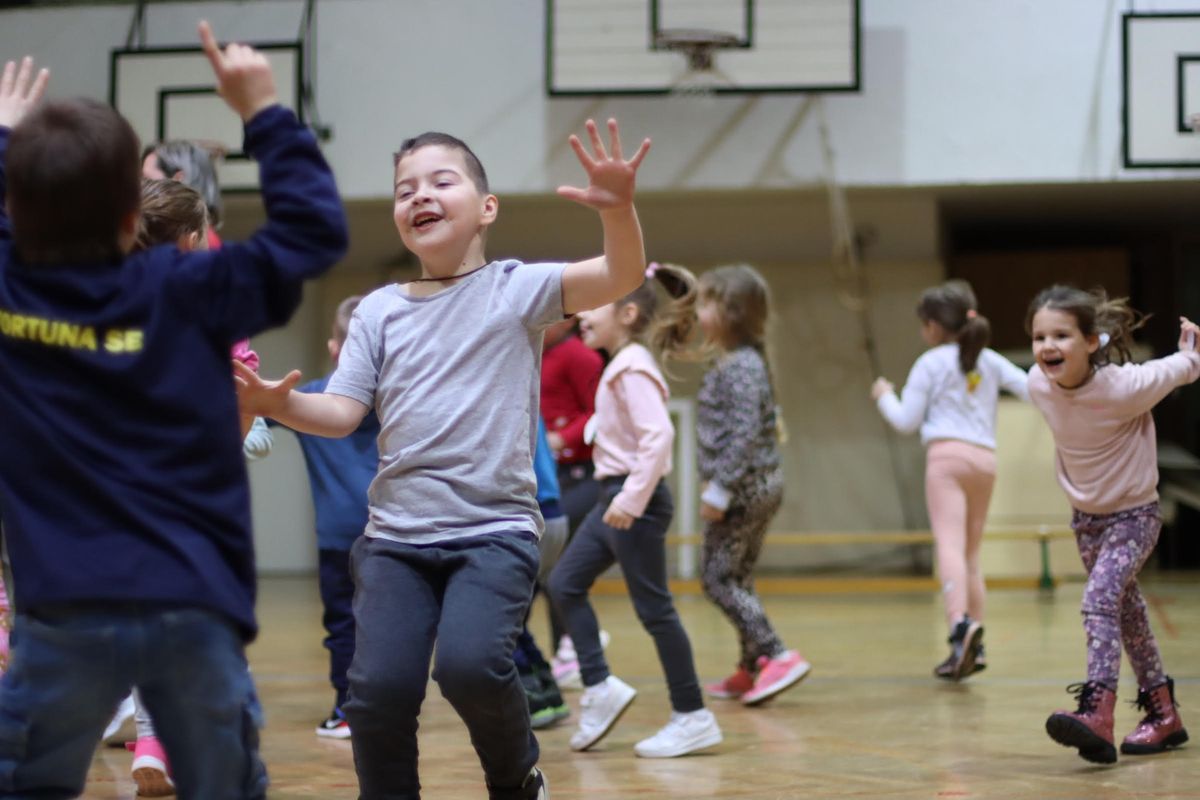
0, 57, 48, 130
233, 361, 368, 438
199, 21, 278, 122
558, 119, 652, 315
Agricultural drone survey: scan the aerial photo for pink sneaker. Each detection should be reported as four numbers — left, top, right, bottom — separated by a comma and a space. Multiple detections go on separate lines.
126, 736, 174, 797
551, 657, 582, 690
705, 666, 755, 700
741, 650, 811, 706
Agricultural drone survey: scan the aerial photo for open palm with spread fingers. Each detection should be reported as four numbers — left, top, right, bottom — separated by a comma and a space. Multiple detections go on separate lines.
557, 118, 651, 212
233, 359, 302, 418
0, 56, 49, 129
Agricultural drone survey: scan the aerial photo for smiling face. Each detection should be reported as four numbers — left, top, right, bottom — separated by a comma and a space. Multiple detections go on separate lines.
577, 301, 634, 353
392, 144, 496, 270
1030, 306, 1098, 388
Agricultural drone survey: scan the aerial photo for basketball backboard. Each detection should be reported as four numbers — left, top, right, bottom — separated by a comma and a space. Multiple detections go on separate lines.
546, 0, 860, 96
1123, 13, 1200, 168
110, 43, 303, 190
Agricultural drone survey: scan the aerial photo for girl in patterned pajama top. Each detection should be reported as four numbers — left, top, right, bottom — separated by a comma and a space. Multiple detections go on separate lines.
695, 265, 810, 707
1029, 285, 1198, 765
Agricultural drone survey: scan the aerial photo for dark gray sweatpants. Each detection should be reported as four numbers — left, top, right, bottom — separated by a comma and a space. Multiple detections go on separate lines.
343, 532, 541, 800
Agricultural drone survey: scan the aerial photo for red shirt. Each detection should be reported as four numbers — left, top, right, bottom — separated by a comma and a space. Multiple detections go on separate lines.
541, 335, 603, 464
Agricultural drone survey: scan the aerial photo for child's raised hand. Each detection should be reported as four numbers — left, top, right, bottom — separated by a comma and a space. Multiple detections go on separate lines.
1180, 317, 1199, 352
870, 377, 894, 401
232, 359, 301, 417
557, 118, 651, 212
602, 499, 635, 531
199, 21, 278, 122
0, 56, 49, 130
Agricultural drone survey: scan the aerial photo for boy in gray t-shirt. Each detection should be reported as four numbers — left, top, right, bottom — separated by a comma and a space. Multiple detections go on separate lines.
237, 120, 650, 800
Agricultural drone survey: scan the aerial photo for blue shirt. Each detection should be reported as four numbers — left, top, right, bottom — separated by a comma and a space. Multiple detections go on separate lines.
0, 106, 347, 639
534, 417, 563, 520
286, 374, 380, 551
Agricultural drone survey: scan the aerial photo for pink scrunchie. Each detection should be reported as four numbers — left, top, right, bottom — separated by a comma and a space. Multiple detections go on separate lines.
231, 339, 260, 373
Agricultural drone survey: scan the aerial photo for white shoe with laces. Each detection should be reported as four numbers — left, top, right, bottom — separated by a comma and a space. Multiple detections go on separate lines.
568, 675, 637, 751
634, 708, 723, 758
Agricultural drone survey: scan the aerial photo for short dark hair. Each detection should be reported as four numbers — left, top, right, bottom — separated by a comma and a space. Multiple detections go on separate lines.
7, 99, 141, 264
393, 132, 489, 193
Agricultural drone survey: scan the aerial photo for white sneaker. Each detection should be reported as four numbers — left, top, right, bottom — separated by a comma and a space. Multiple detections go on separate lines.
568, 675, 637, 751
634, 708, 723, 758
102, 694, 136, 746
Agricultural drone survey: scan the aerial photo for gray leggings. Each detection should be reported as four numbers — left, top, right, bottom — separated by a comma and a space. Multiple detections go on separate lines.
548, 477, 703, 713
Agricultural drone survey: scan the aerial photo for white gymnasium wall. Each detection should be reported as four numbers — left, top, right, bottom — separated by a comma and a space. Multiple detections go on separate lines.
1, 0, 1200, 198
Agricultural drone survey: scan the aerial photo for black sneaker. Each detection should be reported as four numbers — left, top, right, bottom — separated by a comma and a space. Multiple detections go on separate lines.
934, 616, 983, 681
523, 767, 548, 800
315, 707, 351, 739
524, 669, 569, 729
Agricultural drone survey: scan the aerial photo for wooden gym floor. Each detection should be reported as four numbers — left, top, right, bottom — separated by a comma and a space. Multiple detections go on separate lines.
83, 575, 1199, 799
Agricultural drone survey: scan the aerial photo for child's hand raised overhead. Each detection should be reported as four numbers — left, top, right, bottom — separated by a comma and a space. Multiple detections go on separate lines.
199, 20, 278, 122
0, 56, 49, 130
233, 359, 301, 418
557, 118, 650, 212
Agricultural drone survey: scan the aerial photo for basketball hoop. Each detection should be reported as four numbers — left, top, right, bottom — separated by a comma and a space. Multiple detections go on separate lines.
657, 28, 738, 99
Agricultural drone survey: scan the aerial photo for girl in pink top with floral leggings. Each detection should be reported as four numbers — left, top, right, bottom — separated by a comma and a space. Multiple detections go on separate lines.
1027, 285, 1199, 765
548, 263, 723, 760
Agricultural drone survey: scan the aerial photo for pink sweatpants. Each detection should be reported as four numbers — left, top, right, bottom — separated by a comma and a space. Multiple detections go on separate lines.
925, 440, 996, 628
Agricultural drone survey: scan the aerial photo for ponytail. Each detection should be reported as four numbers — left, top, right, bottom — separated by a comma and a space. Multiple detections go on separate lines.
622, 262, 699, 366
956, 314, 990, 374
917, 279, 989, 375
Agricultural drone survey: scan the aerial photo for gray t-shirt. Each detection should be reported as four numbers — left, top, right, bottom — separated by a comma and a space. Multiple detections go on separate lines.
327, 259, 566, 544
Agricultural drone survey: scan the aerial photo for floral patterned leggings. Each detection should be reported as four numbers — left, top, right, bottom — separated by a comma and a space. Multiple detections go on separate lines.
1072, 502, 1166, 690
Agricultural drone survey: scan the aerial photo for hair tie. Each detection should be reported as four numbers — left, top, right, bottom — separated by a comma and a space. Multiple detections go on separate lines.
645, 262, 660, 280
966, 309, 977, 320
1099, 332, 1111, 348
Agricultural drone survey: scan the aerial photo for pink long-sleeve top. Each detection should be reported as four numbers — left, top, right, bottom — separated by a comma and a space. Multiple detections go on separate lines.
1027, 351, 1200, 515
589, 342, 674, 517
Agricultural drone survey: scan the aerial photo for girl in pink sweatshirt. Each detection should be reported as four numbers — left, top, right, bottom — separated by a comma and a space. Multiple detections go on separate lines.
548, 262, 722, 759
1027, 285, 1199, 765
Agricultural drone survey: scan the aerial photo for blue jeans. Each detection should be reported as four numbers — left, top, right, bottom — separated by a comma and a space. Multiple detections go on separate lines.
343, 532, 541, 800
0, 605, 266, 800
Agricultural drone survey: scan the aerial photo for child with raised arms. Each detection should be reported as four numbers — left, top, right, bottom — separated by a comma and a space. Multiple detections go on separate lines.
872, 280, 1028, 680
548, 261, 723, 758
695, 264, 810, 705
236, 119, 651, 800
1028, 286, 1196, 764
0, 23, 347, 798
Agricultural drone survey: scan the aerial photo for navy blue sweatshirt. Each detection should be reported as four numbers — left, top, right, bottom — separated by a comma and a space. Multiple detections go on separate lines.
0, 105, 348, 639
